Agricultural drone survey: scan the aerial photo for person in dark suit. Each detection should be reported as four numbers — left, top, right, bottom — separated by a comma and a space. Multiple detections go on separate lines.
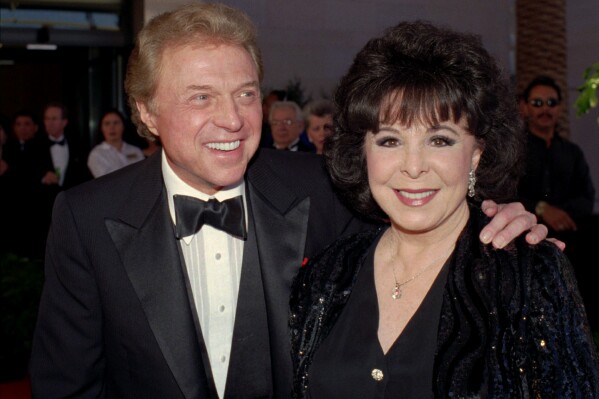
29, 4, 550, 399
302, 99, 334, 155
260, 89, 286, 148
1, 110, 51, 257
0, 114, 8, 176
268, 101, 315, 152
36, 102, 92, 257
40, 102, 91, 190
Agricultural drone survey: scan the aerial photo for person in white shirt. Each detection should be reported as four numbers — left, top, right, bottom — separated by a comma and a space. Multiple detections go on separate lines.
87, 108, 144, 178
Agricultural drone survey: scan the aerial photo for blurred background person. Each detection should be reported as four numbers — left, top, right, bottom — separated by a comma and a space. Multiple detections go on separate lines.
0, 114, 8, 177
87, 108, 144, 178
303, 99, 333, 155
5, 110, 40, 150
269, 101, 313, 152
518, 75, 596, 330
39, 102, 91, 241
40, 102, 90, 190
518, 75, 595, 237
260, 89, 286, 148
0, 115, 10, 253
1, 110, 50, 257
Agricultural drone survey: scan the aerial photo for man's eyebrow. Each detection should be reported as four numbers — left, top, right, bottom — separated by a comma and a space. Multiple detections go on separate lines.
186, 84, 212, 91
238, 80, 260, 90
186, 80, 260, 92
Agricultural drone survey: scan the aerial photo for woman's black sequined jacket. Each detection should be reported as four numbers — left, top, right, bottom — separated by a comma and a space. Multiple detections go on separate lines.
290, 206, 599, 398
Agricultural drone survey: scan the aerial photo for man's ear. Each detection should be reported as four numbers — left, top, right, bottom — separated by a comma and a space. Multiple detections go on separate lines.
137, 101, 159, 136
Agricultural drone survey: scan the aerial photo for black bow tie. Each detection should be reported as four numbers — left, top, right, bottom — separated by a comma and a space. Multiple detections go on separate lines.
50, 138, 66, 146
173, 194, 247, 240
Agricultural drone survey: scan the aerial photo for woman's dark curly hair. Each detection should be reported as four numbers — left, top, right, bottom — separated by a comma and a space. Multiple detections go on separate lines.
325, 21, 524, 221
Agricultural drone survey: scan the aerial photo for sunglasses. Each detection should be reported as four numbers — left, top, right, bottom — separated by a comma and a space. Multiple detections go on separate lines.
529, 98, 560, 108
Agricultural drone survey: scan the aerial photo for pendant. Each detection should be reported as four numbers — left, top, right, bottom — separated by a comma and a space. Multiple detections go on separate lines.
391, 283, 402, 300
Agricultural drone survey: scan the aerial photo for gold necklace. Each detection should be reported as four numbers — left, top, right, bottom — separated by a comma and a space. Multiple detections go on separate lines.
390, 247, 454, 300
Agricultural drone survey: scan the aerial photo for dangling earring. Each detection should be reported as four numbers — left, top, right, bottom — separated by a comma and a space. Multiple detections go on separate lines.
468, 169, 476, 198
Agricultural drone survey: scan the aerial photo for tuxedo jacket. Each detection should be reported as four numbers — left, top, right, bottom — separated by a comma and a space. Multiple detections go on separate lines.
41, 134, 91, 190
294, 139, 316, 153
30, 148, 374, 398
39, 134, 91, 238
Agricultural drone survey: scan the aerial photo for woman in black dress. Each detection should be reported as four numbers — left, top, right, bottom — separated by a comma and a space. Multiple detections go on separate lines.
290, 21, 599, 398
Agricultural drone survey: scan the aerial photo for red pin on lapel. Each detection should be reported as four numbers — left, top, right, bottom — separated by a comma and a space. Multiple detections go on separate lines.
301, 257, 309, 267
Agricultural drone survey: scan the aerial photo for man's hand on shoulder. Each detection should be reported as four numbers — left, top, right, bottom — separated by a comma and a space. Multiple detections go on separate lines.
479, 200, 565, 251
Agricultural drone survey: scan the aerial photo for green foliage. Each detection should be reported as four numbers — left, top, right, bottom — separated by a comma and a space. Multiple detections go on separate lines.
574, 62, 599, 125
0, 253, 44, 381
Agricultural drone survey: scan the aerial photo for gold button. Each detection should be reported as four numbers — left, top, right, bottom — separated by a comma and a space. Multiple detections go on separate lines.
371, 368, 384, 381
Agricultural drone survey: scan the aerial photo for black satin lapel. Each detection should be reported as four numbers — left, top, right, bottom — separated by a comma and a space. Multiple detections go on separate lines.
249, 188, 310, 398
106, 193, 211, 399
224, 205, 273, 398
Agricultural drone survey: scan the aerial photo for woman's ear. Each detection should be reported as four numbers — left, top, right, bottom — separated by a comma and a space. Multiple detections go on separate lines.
471, 146, 483, 171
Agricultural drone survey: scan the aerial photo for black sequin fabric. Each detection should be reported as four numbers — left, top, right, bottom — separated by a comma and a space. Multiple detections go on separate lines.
289, 205, 599, 398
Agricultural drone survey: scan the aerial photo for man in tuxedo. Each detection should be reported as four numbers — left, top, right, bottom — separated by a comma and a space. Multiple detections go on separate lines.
40, 102, 90, 190
29, 4, 549, 398
35, 102, 91, 256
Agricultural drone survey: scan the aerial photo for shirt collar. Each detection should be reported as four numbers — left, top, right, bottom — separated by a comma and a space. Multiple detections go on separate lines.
273, 137, 300, 151
49, 135, 65, 143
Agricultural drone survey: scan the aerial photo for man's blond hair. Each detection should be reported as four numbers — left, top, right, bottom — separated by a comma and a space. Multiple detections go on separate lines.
125, 3, 263, 139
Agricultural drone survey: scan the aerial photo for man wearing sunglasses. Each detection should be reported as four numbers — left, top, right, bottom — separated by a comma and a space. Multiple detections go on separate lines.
519, 75, 595, 234
518, 74, 596, 325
